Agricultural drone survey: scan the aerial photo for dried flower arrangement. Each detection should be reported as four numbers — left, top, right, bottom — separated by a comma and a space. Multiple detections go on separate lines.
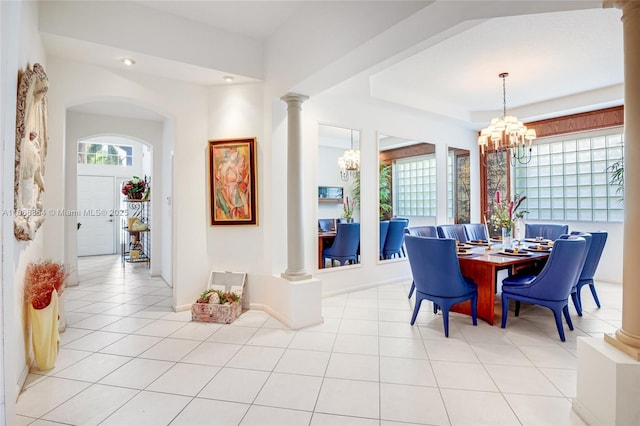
197, 288, 241, 305
24, 260, 67, 310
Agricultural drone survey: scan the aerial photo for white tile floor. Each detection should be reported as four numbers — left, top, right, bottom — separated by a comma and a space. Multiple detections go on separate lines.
15, 255, 622, 426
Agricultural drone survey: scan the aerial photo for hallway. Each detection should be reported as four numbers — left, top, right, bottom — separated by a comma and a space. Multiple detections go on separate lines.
14, 256, 621, 425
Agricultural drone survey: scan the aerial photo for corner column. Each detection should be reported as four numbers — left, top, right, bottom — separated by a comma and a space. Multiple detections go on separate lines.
605, 0, 640, 357
574, 2, 640, 425
280, 93, 311, 281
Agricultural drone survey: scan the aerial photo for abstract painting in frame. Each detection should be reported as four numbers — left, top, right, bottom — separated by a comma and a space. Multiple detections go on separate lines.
209, 138, 258, 226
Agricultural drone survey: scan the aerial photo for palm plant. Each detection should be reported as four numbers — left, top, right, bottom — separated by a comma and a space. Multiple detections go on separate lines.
352, 162, 393, 220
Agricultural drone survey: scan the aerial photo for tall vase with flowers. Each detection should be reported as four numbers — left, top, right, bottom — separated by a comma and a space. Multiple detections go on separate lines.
342, 196, 355, 223
24, 260, 67, 370
490, 191, 528, 248
122, 176, 149, 200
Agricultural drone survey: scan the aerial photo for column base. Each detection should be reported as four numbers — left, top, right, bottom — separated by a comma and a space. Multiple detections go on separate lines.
573, 336, 640, 426
250, 275, 322, 329
606, 330, 640, 360
281, 270, 312, 281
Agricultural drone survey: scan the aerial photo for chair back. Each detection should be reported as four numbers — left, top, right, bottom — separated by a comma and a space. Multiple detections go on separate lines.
383, 218, 409, 256
437, 224, 468, 242
404, 236, 470, 297
579, 231, 608, 280
379, 221, 390, 257
318, 218, 336, 232
525, 223, 569, 240
463, 224, 488, 241
405, 225, 438, 237
527, 237, 587, 301
326, 223, 360, 256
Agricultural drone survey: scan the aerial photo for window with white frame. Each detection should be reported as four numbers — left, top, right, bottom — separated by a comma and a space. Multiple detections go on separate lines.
77, 142, 133, 166
514, 128, 624, 222
394, 155, 437, 217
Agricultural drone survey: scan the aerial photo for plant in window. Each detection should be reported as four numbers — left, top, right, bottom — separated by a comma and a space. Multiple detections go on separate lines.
607, 159, 624, 200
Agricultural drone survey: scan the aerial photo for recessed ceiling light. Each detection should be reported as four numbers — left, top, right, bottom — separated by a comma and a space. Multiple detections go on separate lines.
121, 58, 136, 66
223, 75, 235, 82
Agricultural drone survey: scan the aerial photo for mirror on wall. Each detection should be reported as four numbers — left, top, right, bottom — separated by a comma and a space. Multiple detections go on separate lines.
378, 134, 436, 261
317, 124, 361, 269
447, 147, 471, 224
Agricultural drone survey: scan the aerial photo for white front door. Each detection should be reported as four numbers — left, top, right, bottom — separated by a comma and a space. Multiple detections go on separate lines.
77, 175, 116, 256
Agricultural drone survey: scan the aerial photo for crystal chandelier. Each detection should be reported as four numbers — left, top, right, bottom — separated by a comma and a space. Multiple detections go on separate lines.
339, 130, 360, 181
478, 72, 537, 165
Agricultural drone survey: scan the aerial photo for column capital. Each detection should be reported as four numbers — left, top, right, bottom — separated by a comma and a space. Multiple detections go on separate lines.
604, 0, 640, 14
280, 92, 309, 105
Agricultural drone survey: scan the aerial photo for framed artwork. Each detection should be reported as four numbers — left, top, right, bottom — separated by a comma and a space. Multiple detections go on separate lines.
209, 138, 258, 226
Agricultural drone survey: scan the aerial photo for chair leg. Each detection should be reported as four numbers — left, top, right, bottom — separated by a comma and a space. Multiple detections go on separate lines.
442, 307, 450, 337
471, 294, 478, 326
563, 304, 574, 330
410, 298, 423, 325
514, 301, 521, 317
571, 291, 582, 316
552, 308, 566, 342
433, 302, 439, 314
589, 284, 601, 308
408, 282, 415, 299
501, 294, 509, 329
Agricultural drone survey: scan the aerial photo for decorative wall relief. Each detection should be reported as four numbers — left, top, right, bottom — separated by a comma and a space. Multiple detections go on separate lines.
14, 63, 49, 241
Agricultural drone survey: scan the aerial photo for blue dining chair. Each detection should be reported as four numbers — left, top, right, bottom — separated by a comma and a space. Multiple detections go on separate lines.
405, 236, 478, 337
379, 221, 390, 260
405, 225, 438, 237
383, 218, 409, 259
322, 223, 360, 267
463, 223, 488, 242
501, 237, 588, 341
404, 225, 439, 298
437, 224, 468, 243
525, 223, 569, 240
572, 231, 608, 316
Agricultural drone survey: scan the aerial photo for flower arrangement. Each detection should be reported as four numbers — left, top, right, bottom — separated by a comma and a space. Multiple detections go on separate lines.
121, 176, 148, 199
343, 196, 355, 221
490, 191, 528, 231
24, 260, 67, 310
197, 288, 241, 305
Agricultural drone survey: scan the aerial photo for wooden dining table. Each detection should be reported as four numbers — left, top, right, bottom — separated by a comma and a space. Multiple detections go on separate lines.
454, 244, 550, 325
318, 231, 337, 268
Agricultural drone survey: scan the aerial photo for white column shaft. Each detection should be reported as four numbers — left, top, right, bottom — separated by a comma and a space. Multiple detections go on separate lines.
617, 0, 640, 348
281, 93, 311, 281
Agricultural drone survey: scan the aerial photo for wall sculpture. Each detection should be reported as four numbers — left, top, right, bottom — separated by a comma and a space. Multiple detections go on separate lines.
14, 63, 49, 241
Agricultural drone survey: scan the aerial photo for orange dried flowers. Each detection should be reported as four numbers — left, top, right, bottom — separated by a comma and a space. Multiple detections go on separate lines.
24, 260, 67, 310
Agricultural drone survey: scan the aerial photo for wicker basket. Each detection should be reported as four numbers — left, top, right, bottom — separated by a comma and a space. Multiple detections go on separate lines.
191, 271, 246, 324
191, 301, 242, 324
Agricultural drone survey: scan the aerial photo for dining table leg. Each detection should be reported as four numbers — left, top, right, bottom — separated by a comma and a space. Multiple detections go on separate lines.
455, 261, 500, 325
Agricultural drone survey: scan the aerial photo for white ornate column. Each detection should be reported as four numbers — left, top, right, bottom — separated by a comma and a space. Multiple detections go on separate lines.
280, 93, 311, 281
574, 3, 640, 425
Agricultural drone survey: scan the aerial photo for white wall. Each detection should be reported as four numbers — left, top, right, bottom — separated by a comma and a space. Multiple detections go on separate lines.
0, 0, 46, 421
44, 57, 208, 310
65, 112, 164, 281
